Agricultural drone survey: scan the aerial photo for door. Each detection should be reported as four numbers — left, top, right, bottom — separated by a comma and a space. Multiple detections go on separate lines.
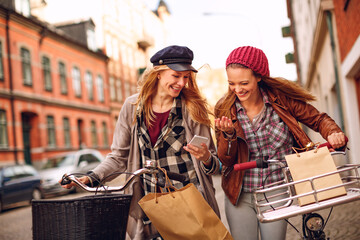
77, 119, 85, 149
22, 113, 32, 165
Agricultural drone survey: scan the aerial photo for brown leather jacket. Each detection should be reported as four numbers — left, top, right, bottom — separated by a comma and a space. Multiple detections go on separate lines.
215, 89, 343, 205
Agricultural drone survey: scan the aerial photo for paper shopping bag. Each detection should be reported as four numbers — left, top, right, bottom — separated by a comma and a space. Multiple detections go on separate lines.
285, 147, 346, 206
138, 183, 233, 240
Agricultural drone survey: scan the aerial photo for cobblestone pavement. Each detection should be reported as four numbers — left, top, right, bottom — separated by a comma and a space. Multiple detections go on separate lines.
212, 174, 360, 240
285, 200, 360, 240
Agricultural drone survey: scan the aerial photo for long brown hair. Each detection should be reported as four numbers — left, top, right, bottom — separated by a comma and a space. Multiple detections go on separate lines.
134, 65, 213, 127
216, 63, 316, 118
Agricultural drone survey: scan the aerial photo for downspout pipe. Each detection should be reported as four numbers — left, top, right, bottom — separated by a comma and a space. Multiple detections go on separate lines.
6, 11, 18, 164
325, 10, 345, 132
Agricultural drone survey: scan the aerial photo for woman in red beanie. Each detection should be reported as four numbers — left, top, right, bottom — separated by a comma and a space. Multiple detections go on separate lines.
214, 46, 346, 240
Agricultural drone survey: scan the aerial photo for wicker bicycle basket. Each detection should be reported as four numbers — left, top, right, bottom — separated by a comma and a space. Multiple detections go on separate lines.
32, 194, 132, 240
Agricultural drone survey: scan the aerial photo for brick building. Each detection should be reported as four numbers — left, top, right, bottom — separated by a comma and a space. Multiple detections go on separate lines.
0, 3, 110, 166
30, 0, 170, 134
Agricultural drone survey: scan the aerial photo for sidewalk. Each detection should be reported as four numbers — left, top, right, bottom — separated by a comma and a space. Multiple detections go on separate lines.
212, 174, 360, 240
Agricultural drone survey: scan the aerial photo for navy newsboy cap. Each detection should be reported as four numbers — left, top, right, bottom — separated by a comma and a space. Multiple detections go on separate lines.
150, 45, 198, 72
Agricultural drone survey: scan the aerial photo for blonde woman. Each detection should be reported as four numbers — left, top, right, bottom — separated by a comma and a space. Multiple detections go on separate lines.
62, 45, 220, 240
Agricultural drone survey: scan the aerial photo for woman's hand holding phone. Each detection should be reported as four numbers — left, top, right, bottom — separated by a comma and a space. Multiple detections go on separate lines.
183, 135, 211, 163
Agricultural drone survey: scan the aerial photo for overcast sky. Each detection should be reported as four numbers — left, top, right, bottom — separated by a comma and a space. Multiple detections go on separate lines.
143, 0, 297, 81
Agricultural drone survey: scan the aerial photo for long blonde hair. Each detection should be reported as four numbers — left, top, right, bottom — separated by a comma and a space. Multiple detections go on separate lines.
134, 65, 213, 127
216, 63, 316, 118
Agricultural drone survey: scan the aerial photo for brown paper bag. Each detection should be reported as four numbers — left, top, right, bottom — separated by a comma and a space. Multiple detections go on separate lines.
285, 147, 346, 206
138, 183, 233, 240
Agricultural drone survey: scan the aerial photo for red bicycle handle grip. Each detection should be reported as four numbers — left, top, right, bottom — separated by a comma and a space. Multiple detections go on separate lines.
233, 161, 257, 171
318, 136, 348, 149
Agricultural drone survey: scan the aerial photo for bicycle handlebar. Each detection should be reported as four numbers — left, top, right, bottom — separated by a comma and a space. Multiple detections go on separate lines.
233, 137, 348, 172
233, 159, 268, 171
60, 165, 186, 192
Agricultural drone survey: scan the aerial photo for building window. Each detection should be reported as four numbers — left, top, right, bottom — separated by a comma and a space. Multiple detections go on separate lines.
91, 120, 97, 147
109, 77, 116, 101
87, 28, 97, 51
63, 117, 71, 148
96, 75, 104, 102
102, 121, 108, 147
21, 47, 32, 86
42, 56, 52, 91
0, 110, 8, 148
72, 66, 82, 97
47, 115, 56, 147
59, 61, 67, 95
105, 35, 113, 57
85, 71, 94, 100
15, 0, 30, 17
116, 78, 122, 102
0, 41, 4, 81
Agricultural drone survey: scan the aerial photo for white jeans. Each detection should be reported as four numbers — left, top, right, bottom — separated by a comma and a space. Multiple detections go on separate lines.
225, 191, 287, 240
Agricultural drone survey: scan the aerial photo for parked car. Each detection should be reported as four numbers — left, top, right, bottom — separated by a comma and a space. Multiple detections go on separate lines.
0, 164, 43, 212
39, 149, 104, 197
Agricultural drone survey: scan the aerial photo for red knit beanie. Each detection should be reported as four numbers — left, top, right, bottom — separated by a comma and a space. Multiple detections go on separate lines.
226, 46, 270, 77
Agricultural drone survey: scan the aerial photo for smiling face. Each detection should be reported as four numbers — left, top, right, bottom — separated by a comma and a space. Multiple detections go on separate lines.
227, 66, 261, 103
157, 69, 191, 98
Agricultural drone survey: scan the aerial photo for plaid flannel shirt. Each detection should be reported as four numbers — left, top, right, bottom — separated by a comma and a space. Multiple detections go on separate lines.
137, 96, 199, 195
236, 88, 294, 192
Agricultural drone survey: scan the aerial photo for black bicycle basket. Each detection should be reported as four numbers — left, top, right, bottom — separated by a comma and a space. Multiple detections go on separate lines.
32, 194, 132, 240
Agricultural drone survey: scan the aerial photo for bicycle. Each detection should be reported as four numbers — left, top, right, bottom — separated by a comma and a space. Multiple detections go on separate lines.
232, 143, 360, 240
31, 160, 185, 240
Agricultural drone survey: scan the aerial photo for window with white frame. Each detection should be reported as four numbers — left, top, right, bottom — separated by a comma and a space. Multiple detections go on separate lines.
105, 35, 113, 58
86, 28, 97, 52
102, 121, 108, 147
96, 75, 104, 102
47, 115, 56, 147
91, 120, 97, 147
59, 61, 67, 94
116, 78, 122, 102
63, 117, 71, 148
85, 71, 94, 100
0, 41, 4, 81
109, 77, 116, 101
21, 47, 32, 86
42, 56, 52, 91
72, 66, 82, 97
112, 38, 119, 61
15, 0, 30, 17
0, 110, 8, 148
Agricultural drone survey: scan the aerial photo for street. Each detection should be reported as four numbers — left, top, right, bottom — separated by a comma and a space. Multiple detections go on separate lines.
1, 175, 360, 240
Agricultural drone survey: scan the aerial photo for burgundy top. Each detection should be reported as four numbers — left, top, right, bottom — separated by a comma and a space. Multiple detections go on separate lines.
148, 110, 171, 146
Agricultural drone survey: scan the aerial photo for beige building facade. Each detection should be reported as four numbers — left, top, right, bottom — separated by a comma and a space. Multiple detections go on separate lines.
287, 0, 360, 163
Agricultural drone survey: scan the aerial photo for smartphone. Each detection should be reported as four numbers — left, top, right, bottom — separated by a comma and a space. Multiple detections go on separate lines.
188, 135, 209, 148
